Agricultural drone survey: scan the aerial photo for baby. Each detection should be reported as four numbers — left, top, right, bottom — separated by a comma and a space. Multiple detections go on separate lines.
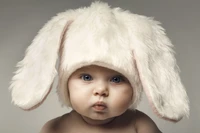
41, 65, 161, 133
9, 2, 189, 133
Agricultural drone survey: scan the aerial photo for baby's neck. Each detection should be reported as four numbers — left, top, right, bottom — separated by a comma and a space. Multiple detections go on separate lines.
80, 114, 116, 126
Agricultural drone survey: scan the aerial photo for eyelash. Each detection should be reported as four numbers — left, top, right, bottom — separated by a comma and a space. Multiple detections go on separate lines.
80, 74, 125, 83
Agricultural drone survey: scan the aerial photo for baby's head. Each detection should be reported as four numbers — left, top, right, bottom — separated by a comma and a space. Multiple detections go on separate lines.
66, 65, 133, 121
10, 1, 189, 122
57, 42, 142, 111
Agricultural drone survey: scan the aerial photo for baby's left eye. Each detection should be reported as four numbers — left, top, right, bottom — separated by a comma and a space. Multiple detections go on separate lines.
110, 76, 124, 83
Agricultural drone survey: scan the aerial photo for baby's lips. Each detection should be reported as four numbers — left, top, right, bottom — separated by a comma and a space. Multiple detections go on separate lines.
92, 101, 107, 110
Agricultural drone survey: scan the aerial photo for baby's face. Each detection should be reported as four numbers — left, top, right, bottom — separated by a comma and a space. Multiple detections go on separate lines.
68, 65, 133, 123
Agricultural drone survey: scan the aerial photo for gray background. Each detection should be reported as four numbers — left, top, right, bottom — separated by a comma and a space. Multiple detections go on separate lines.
1, 0, 199, 133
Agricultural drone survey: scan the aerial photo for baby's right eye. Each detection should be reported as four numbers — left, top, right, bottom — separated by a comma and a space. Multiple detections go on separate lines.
80, 74, 93, 81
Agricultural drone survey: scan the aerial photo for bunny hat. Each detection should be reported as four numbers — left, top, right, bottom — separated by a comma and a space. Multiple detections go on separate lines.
9, 1, 189, 122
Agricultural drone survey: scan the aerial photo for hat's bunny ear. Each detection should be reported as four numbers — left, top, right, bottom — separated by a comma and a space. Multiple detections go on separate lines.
9, 10, 79, 110
132, 18, 189, 121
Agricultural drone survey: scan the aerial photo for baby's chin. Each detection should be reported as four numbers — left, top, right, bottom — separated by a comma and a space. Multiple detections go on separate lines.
90, 109, 128, 120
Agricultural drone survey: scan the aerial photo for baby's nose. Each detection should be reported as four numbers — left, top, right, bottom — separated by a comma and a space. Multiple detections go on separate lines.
93, 81, 109, 97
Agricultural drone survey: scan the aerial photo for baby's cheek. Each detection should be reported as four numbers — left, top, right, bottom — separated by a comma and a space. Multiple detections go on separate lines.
69, 88, 90, 104
70, 94, 85, 112
117, 97, 131, 108
111, 90, 132, 111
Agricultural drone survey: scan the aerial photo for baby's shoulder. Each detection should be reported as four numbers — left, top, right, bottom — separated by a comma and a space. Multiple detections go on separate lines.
39, 113, 71, 133
39, 116, 61, 133
131, 110, 162, 133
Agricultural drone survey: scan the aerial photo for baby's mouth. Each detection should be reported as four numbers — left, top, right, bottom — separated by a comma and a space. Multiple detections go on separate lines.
92, 102, 107, 111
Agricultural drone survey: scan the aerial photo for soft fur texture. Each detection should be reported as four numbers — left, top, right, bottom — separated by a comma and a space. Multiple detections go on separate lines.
10, 1, 189, 121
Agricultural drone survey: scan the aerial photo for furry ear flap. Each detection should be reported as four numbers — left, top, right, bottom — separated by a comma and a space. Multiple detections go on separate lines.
9, 10, 79, 110
132, 19, 189, 121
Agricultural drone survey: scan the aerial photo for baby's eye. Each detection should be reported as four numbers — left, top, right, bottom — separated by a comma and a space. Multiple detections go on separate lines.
81, 74, 93, 81
110, 76, 124, 83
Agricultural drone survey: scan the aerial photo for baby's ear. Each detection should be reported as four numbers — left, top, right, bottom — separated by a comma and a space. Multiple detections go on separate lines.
9, 10, 79, 110
132, 18, 189, 121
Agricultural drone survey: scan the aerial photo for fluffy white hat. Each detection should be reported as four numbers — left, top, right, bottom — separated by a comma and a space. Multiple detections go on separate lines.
9, 1, 189, 122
